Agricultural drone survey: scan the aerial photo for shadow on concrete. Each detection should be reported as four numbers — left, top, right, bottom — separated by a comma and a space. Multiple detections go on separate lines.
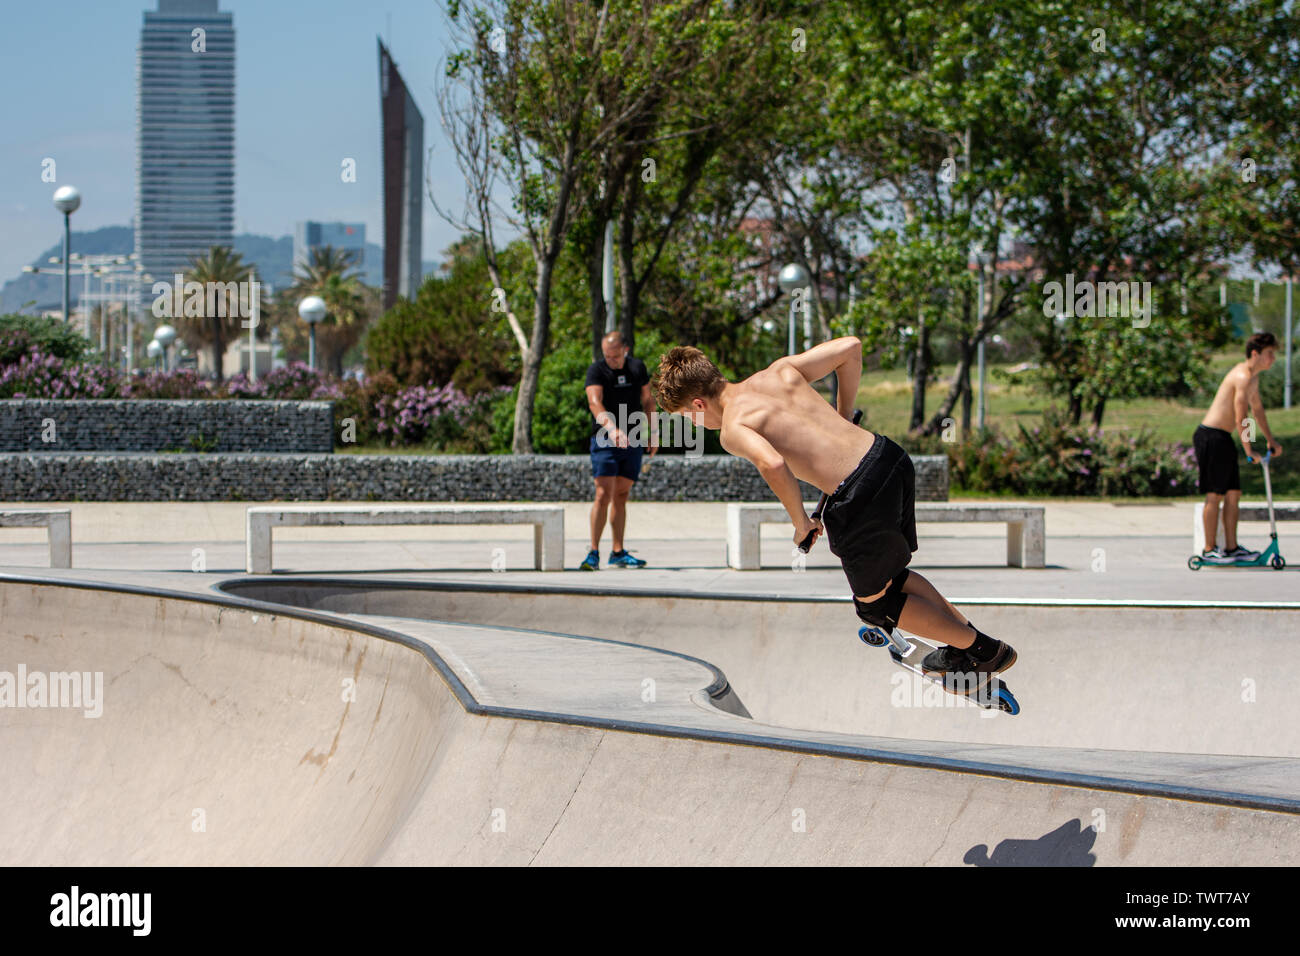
963, 818, 1098, 866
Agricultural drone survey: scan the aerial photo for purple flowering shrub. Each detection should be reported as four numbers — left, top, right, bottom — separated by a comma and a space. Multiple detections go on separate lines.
0, 350, 124, 399
950, 407, 1198, 496
221, 362, 342, 400
374, 381, 472, 447
124, 368, 216, 399
0, 325, 502, 452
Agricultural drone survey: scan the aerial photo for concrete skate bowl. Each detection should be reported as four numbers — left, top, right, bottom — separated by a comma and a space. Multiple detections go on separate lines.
219, 578, 1300, 759
6, 574, 1300, 866
0, 577, 457, 865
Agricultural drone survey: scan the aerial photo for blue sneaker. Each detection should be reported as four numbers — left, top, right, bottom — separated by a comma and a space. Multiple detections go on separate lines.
608, 549, 647, 568
578, 548, 599, 571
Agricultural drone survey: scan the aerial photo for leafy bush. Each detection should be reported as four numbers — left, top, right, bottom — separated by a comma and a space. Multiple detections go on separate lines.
332, 376, 382, 446
493, 337, 597, 453
0, 314, 93, 365
1257, 360, 1296, 409
364, 256, 520, 394
948, 408, 1198, 496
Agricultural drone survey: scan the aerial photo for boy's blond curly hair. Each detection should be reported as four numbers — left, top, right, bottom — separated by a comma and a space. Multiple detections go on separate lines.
652, 346, 725, 412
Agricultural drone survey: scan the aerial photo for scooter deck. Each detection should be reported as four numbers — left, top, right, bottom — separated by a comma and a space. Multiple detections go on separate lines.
1187, 538, 1286, 571
858, 626, 1021, 715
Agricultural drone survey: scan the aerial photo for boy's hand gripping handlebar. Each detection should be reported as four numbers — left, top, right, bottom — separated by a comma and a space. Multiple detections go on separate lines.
797, 408, 863, 553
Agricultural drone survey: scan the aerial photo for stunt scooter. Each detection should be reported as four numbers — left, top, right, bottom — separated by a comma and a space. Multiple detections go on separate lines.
1188, 450, 1287, 571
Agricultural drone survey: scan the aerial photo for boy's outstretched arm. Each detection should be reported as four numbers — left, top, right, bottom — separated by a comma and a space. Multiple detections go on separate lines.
1246, 377, 1283, 457
722, 423, 818, 542
784, 336, 862, 419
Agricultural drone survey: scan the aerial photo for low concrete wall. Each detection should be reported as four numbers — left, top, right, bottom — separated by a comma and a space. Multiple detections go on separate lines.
0, 400, 333, 453
0, 452, 949, 502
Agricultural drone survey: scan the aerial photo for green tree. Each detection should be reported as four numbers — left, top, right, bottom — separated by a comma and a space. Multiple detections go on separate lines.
365, 238, 522, 393
566, 1, 799, 358
281, 246, 372, 377
178, 246, 264, 382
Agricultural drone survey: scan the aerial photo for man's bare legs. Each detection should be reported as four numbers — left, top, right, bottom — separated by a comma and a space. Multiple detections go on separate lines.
1202, 493, 1222, 551
1201, 491, 1241, 551
854, 570, 976, 647
590, 476, 615, 550
589, 475, 635, 551
1223, 490, 1241, 551
609, 477, 633, 551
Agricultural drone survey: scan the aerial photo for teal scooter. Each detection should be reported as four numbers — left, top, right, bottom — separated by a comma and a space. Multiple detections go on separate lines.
1188, 451, 1286, 571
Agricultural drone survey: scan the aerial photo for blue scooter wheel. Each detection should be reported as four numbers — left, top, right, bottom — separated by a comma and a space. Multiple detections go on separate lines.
1187, 556, 1203, 571
858, 626, 889, 648
1272, 555, 1286, 570
997, 687, 1020, 716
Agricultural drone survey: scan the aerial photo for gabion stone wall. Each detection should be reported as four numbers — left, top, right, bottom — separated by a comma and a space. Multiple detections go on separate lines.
0, 400, 333, 453
0, 453, 948, 502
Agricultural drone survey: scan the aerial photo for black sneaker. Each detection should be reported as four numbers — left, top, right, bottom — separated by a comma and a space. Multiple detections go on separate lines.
1225, 545, 1260, 561
957, 641, 1019, 696
921, 644, 972, 678
924, 641, 1017, 696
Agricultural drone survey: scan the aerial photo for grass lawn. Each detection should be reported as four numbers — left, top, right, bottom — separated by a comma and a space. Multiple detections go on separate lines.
855, 353, 1300, 499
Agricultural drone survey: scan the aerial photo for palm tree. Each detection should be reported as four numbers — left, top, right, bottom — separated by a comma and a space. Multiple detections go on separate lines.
182, 246, 262, 381
284, 246, 371, 377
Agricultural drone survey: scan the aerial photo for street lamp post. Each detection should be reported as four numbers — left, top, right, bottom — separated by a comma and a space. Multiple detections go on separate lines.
52, 186, 81, 325
298, 296, 327, 370
777, 263, 810, 357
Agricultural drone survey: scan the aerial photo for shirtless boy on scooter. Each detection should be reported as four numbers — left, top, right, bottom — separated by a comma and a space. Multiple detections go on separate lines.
1193, 331, 1283, 563
652, 337, 1016, 690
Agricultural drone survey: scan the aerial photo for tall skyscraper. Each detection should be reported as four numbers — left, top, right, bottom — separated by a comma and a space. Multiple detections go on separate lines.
293, 222, 367, 277
135, 0, 235, 284
378, 39, 424, 311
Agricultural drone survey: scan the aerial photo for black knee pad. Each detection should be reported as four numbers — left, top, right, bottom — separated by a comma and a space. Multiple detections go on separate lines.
854, 569, 910, 630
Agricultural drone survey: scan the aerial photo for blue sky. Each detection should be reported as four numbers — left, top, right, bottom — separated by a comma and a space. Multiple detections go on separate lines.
0, 0, 471, 281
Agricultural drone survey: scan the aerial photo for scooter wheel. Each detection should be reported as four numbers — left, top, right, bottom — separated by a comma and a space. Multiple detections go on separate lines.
997, 686, 1021, 716
858, 626, 890, 648
1187, 556, 1203, 571
1272, 555, 1286, 570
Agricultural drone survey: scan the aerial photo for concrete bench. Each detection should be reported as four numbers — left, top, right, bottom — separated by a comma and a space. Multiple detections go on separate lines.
726, 501, 1045, 570
0, 509, 71, 568
1192, 501, 1300, 553
246, 504, 565, 574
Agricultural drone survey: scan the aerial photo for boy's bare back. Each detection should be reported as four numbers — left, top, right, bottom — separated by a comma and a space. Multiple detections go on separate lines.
720, 358, 874, 495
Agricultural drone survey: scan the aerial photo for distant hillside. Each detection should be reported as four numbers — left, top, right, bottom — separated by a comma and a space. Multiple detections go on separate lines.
0, 226, 437, 314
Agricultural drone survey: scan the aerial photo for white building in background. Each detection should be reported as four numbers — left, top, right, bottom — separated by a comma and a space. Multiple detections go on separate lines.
293, 222, 366, 276
134, 0, 235, 283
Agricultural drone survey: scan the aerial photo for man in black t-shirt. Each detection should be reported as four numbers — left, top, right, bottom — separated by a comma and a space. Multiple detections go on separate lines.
580, 330, 657, 570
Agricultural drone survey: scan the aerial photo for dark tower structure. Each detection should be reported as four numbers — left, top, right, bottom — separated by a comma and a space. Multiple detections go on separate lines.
378, 39, 424, 312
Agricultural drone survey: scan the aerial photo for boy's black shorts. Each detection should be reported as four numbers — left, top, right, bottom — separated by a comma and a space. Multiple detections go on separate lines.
822, 435, 918, 597
1193, 424, 1240, 494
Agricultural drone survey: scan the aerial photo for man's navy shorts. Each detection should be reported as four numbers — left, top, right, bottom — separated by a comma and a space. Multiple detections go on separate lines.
590, 436, 644, 480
